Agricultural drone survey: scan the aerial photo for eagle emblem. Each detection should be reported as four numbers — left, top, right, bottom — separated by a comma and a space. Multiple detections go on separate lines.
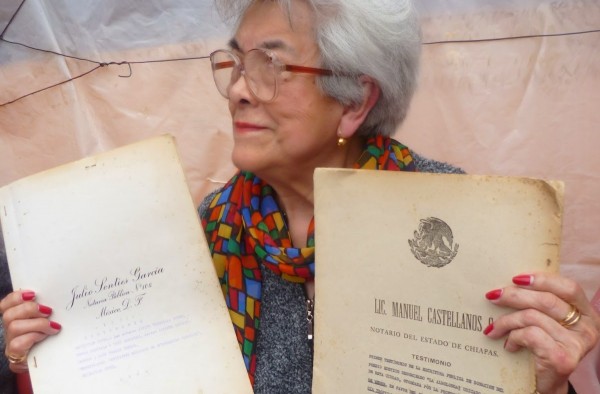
408, 217, 459, 268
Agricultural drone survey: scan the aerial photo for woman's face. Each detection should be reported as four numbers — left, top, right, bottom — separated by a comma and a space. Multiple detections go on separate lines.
227, 0, 345, 181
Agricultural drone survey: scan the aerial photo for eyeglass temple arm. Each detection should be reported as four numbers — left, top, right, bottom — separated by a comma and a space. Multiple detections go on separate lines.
214, 60, 334, 76
213, 60, 236, 70
283, 64, 333, 76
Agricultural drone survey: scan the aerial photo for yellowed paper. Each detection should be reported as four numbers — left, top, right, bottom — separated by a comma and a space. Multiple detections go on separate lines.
0, 136, 252, 394
313, 169, 563, 394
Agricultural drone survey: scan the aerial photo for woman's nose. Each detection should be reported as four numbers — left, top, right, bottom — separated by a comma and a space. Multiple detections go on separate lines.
228, 71, 255, 105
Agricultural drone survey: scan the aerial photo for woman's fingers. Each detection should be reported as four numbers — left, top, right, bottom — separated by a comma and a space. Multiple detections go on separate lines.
1, 290, 62, 373
501, 325, 574, 393
4, 321, 60, 373
488, 272, 588, 313
485, 308, 584, 357
486, 273, 600, 349
0, 290, 37, 314
2, 301, 53, 328
1, 290, 41, 333
2, 292, 56, 342
5, 317, 62, 346
502, 324, 579, 374
512, 273, 592, 311
486, 285, 572, 323
484, 272, 600, 392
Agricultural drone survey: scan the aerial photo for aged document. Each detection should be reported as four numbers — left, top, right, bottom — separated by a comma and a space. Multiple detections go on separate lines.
313, 169, 563, 394
0, 136, 252, 394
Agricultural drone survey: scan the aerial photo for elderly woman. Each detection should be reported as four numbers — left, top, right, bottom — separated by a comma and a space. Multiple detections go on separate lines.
1, 0, 598, 393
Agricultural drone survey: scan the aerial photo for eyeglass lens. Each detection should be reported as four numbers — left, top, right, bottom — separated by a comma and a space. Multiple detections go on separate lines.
211, 50, 278, 102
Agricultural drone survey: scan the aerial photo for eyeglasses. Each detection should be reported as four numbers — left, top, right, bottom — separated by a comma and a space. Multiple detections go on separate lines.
209, 48, 334, 103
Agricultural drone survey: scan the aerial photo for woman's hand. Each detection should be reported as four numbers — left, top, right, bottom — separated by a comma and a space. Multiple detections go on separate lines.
0, 290, 62, 373
484, 272, 600, 394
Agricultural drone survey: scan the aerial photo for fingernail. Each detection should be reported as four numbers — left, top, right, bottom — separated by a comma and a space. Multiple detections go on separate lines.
512, 275, 533, 286
50, 321, 62, 330
483, 323, 494, 335
38, 304, 52, 315
485, 289, 503, 300
503, 338, 509, 349
22, 291, 36, 301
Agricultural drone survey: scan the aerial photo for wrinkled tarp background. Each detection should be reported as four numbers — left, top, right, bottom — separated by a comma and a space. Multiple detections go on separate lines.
0, 0, 598, 391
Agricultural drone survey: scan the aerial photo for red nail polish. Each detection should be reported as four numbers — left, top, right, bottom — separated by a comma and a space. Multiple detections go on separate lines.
483, 323, 494, 335
512, 275, 533, 286
38, 304, 53, 315
22, 291, 36, 301
485, 289, 503, 300
50, 321, 62, 330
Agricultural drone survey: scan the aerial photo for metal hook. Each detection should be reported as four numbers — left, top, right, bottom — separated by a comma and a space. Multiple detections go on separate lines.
117, 62, 132, 78
98, 61, 132, 78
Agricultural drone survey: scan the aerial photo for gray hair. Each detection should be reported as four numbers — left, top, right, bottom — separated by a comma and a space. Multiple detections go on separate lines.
214, 0, 421, 137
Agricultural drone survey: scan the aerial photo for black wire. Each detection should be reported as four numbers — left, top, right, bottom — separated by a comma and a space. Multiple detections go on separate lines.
0, 0, 212, 107
0, 65, 103, 106
422, 28, 600, 45
0, 41, 210, 107
2, 37, 99, 64
0, 0, 25, 39
2, 37, 211, 66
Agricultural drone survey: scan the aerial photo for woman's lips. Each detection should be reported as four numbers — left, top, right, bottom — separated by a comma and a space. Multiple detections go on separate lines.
234, 121, 266, 132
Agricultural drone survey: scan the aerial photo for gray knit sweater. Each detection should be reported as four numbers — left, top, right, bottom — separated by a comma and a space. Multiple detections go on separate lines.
197, 153, 464, 393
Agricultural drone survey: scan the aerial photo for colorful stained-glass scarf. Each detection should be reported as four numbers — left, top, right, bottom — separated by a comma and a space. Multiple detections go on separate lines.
201, 135, 415, 385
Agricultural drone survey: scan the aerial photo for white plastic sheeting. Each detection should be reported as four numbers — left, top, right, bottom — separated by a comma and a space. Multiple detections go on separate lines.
0, 1, 599, 390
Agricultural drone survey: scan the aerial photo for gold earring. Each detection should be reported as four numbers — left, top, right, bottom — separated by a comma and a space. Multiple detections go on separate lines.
337, 137, 347, 147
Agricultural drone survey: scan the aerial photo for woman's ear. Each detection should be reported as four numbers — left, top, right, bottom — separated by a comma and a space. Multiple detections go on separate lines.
337, 76, 380, 138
